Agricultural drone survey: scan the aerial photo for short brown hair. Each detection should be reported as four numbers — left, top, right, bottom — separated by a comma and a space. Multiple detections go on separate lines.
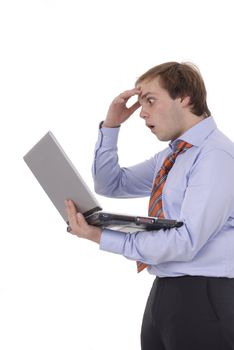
136, 62, 211, 117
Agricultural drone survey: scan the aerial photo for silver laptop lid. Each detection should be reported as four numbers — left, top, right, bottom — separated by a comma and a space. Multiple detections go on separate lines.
23, 131, 102, 222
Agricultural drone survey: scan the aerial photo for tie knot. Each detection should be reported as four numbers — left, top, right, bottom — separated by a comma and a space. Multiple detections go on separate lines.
163, 140, 193, 171
175, 140, 193, 155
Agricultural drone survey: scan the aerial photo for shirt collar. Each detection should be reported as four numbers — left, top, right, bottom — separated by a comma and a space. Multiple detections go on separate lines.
169, 116, 217, 151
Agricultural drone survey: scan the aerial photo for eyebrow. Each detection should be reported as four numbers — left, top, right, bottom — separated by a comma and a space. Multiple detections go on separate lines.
138, 92, 156, 101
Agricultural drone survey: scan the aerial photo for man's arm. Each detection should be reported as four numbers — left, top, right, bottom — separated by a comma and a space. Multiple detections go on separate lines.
99, 149, 234, 264
66, 150, 234, 266
92, 124, 156, 197
92, 87, 156, 198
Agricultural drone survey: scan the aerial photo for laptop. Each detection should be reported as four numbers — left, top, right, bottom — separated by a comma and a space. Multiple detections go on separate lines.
23, 131, 183, 232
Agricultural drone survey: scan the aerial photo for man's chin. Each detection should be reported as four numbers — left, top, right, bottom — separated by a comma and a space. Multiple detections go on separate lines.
154, 132, 171, 142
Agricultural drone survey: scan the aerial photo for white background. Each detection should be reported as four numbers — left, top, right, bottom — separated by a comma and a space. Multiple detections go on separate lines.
0, 0, 234, 349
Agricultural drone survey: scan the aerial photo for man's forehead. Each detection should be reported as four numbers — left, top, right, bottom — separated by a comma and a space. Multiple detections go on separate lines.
136, 78, 160, 94
136, 77, 161, 97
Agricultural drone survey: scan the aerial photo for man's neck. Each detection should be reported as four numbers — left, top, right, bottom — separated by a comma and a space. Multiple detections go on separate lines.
181, 112, 206, 135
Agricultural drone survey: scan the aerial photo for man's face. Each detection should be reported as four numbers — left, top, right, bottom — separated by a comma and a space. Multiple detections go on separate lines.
137, 77, 188, 142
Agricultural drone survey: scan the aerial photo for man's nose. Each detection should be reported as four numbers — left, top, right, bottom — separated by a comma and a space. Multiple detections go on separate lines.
139, 107, 149, 119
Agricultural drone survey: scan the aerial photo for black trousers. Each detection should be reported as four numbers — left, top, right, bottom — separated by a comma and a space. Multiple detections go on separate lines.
141, 276, 234, 350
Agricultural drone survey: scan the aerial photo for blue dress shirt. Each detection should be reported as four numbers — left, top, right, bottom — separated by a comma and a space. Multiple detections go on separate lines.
92, 117, 234, 277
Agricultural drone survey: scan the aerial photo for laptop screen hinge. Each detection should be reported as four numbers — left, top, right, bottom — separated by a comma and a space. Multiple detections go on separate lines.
83, 206, 102, 218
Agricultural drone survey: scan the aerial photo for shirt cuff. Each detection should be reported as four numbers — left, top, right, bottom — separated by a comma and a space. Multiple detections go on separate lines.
96, 123, 120, 149
99, 228, 126, 255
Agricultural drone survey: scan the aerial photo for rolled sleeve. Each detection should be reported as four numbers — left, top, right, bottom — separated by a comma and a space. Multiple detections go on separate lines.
100, 229, 127, 255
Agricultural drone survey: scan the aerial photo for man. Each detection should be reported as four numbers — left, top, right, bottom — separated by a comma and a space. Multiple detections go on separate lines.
65, 62, 234, 350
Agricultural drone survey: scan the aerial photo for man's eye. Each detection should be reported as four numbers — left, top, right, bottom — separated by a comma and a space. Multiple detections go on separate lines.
147, 98, 155, 104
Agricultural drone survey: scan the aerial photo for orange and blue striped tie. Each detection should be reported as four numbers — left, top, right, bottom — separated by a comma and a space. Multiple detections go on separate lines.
137, 140, 193, 273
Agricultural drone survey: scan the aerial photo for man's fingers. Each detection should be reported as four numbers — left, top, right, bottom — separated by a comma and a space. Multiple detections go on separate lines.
65, 200, 88, 234
76, 212, 88, 226
67, 199, 78, 213
65, 200, 78, 226
119, 87, 141, 101
128, 100, 141, 115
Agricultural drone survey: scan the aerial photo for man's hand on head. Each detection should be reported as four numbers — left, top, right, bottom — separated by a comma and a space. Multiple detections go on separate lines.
65, 200, 102, 244
102, 87, 141, 128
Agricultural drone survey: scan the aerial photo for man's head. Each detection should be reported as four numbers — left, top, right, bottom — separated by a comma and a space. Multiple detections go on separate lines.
135, 62, 211, 141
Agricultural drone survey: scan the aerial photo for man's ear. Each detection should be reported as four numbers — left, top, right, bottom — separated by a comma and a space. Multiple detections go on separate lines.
180, 96, 190, 108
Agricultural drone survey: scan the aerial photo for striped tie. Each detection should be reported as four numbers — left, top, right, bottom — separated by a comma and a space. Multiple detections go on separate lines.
137, 140, 193, 273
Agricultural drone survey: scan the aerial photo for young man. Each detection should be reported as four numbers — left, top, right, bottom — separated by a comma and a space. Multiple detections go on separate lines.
65, 62, 234, 350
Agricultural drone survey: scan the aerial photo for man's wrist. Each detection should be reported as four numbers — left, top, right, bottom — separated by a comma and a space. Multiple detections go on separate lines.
101, 121, 120, 128
87, 226, 102, 244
